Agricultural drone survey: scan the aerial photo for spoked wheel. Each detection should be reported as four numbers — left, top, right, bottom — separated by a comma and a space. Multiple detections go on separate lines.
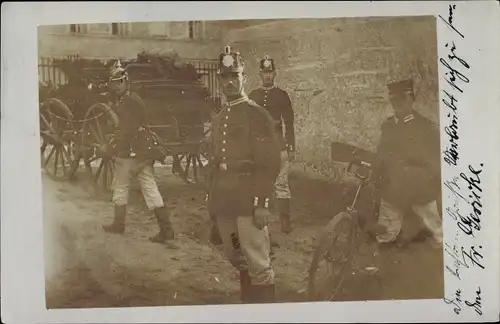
172, 148, 209, 184
39, 98, 79, 181
308, 212, 357, 301
80, 102, 119, 193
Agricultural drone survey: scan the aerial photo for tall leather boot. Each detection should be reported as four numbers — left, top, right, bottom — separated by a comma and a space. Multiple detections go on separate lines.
149, 206, 175, 243
102, 205, 127, 234
278, 198, 292, 234
239, 270, 253, 303
249, 284, 275, 304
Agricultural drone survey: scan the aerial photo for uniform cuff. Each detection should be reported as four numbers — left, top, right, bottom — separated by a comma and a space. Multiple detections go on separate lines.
253, 197, 270, 209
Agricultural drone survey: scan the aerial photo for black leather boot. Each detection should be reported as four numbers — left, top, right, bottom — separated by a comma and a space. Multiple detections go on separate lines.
249, 284, 275, 304
209, 222, 223, 245
102, 205, 127, 234
278, 198, 292, 234
239, 270, 253, 303
149, 206, 175, 243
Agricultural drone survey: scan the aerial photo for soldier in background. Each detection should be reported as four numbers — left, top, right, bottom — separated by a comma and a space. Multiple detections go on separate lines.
206, 46, 281, 303
101, 61, 175, 244
374, 79, 443, 248
249, 55, 296, 234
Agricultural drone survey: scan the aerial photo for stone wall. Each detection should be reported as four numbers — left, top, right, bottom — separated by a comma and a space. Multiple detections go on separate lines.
224, 16, 439, 174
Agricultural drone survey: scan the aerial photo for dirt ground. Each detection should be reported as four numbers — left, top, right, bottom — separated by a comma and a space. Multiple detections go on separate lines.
43, 162, 444, 309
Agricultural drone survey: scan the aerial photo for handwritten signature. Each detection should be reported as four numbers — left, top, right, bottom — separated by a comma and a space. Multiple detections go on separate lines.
457, 164, 483, 237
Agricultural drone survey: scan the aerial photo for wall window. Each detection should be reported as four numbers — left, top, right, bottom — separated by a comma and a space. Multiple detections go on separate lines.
111, 23, 130, 36
69, 24, 87, 34
188, 21, 205, 39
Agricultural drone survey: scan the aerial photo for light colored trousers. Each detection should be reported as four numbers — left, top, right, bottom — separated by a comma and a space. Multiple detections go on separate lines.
376, 198, 443, 244
215, 214, 274, 285
112, 157, 164, 210
275, 151, 291, 199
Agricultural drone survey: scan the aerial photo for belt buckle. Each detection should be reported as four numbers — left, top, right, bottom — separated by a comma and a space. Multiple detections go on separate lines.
220, 163, 228, 171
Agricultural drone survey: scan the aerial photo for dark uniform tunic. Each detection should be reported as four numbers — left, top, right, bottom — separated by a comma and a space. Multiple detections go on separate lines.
206, 96, 281, 217
111, 91, 165, 161
249, 86, 295, 152
377, 112, 441, 209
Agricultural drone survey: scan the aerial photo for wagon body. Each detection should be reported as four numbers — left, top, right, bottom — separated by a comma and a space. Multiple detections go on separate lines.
39, 53, 218, 190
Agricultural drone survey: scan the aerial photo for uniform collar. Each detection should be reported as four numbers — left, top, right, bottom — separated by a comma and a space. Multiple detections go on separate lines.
261, 84, 276, 91
227, 95, 248, 106
394, 113, 415, 124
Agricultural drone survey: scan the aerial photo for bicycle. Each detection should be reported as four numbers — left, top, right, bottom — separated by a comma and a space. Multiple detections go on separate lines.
307, 141, 383, 302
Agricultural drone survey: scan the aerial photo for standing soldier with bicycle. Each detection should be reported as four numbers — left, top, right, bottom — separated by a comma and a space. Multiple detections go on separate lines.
206, 46, 281, 303
374, 79, 443, 248
101, 60, 175, 244
249, 55, 296, 234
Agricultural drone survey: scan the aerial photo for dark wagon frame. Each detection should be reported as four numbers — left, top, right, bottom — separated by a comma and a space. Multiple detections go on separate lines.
39, 54, 221, 193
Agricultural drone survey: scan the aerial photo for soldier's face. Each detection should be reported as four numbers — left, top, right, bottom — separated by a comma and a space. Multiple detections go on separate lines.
260, 71, 275, 86
390, 93, 414, 117
109, 78, 128, 96
219, 72, 245, 97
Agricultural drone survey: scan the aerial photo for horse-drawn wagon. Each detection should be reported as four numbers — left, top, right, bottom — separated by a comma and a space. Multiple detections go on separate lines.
39, 51, 219, 192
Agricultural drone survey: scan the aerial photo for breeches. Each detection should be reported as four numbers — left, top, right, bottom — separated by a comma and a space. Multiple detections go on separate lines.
215, 214, 274, 285
376, 198, 443, 244
275, 150, 291, 199
112, 157, 164, 210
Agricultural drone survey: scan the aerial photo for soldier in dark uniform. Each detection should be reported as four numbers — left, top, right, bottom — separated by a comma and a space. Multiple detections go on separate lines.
206, 46, 281, 303
374, 79, 443, 247
248, 55, 295, 234
102, 61, 175, 244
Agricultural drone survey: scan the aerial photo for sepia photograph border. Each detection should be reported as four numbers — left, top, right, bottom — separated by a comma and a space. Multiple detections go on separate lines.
2, 1, 499, 323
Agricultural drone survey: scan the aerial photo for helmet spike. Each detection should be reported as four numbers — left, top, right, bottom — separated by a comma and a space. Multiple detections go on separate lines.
224, 46, 231, 54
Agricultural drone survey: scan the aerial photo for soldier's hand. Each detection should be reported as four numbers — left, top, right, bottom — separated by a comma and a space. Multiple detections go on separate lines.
340, 171, 362, 187
253, 207, 271, 230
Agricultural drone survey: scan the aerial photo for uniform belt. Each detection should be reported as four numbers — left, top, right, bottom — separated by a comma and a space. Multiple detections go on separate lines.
213, 161, 255, 173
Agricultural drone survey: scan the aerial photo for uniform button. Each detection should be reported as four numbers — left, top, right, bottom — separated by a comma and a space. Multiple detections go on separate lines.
223, 132, 226, 136
264, 104, 267, 107
227, 108, 231, 112
225, 116, 229, 119
222, 156, 226, 160
223, 140, 226, 144
224, 124, 227, 127
222, 148, 226, 152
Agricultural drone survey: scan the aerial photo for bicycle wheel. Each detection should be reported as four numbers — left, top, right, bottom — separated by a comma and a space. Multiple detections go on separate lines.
308, 211, 356, 301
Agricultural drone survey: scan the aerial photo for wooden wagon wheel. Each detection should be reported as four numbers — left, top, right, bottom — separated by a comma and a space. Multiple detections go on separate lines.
172, 150, 209, 184
172, 121, 211, 184
80, 102, 119, 193
39, 98, 79, 181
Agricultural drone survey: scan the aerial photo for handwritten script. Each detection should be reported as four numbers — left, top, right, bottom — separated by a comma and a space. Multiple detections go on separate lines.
439, 6, 486, 317
442, 163, 485, 317
439, 4, 470, 167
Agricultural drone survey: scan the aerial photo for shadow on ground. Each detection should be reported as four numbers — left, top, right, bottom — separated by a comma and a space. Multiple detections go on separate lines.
43, 164, 443, 309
